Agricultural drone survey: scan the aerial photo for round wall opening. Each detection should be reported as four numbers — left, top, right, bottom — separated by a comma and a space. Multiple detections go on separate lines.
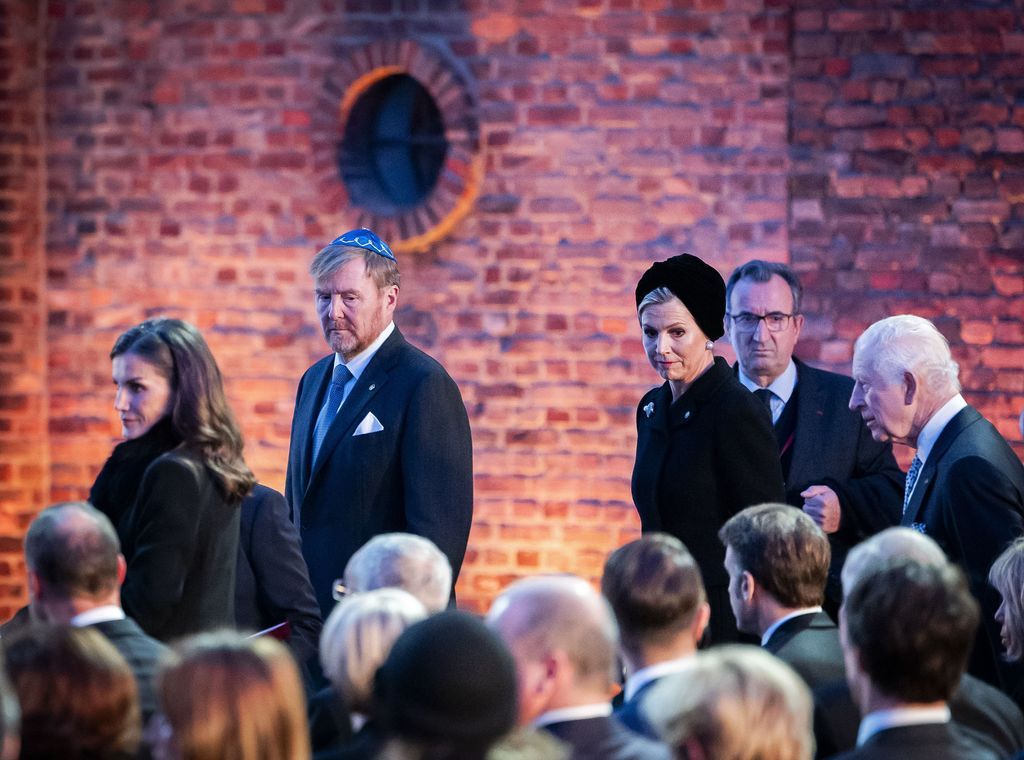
339, 73, 449, 214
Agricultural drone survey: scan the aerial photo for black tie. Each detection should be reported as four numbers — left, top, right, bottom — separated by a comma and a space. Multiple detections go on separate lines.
754, 388, 774, 412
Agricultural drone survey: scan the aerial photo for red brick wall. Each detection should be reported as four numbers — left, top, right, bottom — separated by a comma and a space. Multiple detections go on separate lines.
790, 1, 1024, 463
1, 0, 1021, 617
0, 0, 48, 619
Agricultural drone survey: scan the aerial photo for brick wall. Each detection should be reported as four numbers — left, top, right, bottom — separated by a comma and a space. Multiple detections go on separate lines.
0, 0, 47, 620
1, 0, 1022, 617
790, 0, 1024, 464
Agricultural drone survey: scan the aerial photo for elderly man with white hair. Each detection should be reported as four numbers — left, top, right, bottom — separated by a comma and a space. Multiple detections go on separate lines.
849, 314, 1024, 694
340, 532, 453, 613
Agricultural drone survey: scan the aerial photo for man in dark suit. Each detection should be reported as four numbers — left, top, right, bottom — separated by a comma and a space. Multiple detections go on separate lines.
835, 558, 998, 759
487, 575, 671, 760
601, 534, 709, 737
719, 503, 845, 690
23, 501, 168, 721
726, 261, 903, 612
814, 527, 1024, 759
286, 228, 473, 617
850, 314, 1024, 693
235, 483, 321, 666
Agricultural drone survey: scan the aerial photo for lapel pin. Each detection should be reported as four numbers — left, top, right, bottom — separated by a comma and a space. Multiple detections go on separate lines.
683, 410, 691, 420
368, 384, 376, 391
644, 402, 654, 418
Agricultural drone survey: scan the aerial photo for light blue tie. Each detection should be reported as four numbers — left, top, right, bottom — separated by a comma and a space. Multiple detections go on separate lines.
903, 455, 923, 516
312, 365, 353, 462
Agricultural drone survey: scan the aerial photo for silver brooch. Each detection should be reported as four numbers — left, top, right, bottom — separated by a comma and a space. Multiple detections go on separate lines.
643, 402, 654, 418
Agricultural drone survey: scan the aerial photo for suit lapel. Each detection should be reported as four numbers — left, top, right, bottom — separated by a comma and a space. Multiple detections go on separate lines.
305, 330, 404, 492
901, 407, 980, 526
297, 356, 335, 487
787, 361, 828, 489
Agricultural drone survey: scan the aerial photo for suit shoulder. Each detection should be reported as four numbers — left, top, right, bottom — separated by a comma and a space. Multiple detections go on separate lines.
797, 361, 855, 392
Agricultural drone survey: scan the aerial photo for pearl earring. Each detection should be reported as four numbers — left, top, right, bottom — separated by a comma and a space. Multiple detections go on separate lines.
705, 340, 714, 350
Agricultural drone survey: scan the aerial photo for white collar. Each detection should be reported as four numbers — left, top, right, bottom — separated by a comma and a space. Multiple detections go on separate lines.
761, 607, 822, 647
738, 359, 798, 404
915, 394, 968, 464
70, 605, 125, 627
333, 321, 395, 380
533, 702, 612, 728
623, 655, 694, 702
857, 705, 951, 746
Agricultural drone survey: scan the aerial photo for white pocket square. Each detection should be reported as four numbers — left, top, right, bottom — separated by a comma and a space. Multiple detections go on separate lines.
353, 412, 384, 436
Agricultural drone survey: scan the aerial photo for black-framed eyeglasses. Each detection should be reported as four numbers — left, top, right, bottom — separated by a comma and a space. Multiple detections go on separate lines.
332, 579, 349, 602
328, 228, 397, 262
727, 312, 797, 333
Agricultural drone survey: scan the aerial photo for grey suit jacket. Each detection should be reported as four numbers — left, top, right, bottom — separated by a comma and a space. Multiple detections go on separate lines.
763, 610, 845, 691
286, 327, 474, 617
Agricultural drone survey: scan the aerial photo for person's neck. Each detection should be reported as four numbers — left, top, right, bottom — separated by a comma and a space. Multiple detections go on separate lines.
669, 355, 716, 402
757, 597, 803, 637
38, 594, 122, 625
622, 638, 699, 678
909, 392, 958, 449
863, 691, 947, 716
747, 367, 783, 389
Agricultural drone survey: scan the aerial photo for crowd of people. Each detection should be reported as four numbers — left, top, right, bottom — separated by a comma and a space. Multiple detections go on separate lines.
0, 227, 1020, 758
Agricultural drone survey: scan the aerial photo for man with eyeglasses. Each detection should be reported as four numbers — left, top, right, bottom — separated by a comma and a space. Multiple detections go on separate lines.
724, 260, 902, 615
285, 228, 473, 619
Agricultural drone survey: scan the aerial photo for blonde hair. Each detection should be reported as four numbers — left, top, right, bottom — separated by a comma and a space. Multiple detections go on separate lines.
319, 588, 427, 713
643, 645, 813, 760
991, 537, 1024, 662
157, 631, 309, 760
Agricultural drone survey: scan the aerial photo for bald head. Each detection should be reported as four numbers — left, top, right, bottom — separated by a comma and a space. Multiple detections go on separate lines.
842, 527, 947, 594
487, 575, 618, 690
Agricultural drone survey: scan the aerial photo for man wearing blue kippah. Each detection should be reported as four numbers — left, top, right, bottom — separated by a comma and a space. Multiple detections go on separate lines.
285, 229, 473, 618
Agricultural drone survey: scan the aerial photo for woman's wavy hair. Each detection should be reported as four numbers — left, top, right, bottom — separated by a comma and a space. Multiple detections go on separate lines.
111, 318, 255, 503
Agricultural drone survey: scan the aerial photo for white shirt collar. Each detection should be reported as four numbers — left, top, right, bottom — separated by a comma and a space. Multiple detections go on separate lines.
533, 702, 613, 728
623, 655, 694, 702
915, 394, 968, 464
761, 607, 822, 647
70, 605, 125, 627
739, 360, 797, 423
857, 705, 951, 746
333, 321, 395, 380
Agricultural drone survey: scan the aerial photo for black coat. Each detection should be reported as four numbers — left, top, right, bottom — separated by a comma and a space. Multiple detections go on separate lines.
778, 360, 904, 606
89, 617, 167, 722
235, 484, 322, 666
813, 673, 1024, 759
286, 327, 474, 618
829, 722, 1000, 760
118, 449, 240, 641
632, 356, 785, 644
763, 611, 845, 691
543, 715, 671, 760
901, 405, 1024, 692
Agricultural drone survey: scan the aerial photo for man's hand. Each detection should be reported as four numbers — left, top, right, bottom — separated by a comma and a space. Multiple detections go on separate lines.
801, 485, 841, 534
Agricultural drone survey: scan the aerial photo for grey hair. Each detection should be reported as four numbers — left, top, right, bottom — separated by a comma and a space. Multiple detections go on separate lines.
344, 533, 453, 614
841, 527, 947, 594
725, 260, 803, 314
852, 315, 960, 397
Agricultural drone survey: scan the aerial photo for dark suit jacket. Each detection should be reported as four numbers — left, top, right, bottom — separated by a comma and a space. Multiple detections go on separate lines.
763, 610, 845, 691
236, 484, 322, 665
614, 679, 660, 740
543, 715, 671, 760
89, 617, 167, 722
119, 449, 240, 641
782, 361, 904, 605
813, 674, 1024, 759
286, 327, 474, 617
901, 405, 1024, 691
633, 357, 785, 645
830, 722, 1000, 760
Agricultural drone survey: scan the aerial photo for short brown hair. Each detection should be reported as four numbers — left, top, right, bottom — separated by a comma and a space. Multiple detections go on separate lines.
844, 560, 978, 703
4, 624, 140, 759
719, 503, 830, 608
602, 534, 706, 657
310, 245, 400, 291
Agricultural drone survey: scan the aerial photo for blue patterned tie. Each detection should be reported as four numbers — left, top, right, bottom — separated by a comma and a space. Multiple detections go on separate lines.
312, 365, 353, 462
902, 455, 923, 516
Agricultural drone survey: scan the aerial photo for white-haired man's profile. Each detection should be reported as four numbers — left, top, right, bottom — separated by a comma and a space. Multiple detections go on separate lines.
342, 533, 453, 614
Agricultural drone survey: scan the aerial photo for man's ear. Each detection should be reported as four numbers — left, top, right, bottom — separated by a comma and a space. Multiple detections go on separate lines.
26, 569, 40, 602
116, 554, 127, 586
693, 601, 711, 640
903, 371, 918, 405
741, 571, 756, 601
